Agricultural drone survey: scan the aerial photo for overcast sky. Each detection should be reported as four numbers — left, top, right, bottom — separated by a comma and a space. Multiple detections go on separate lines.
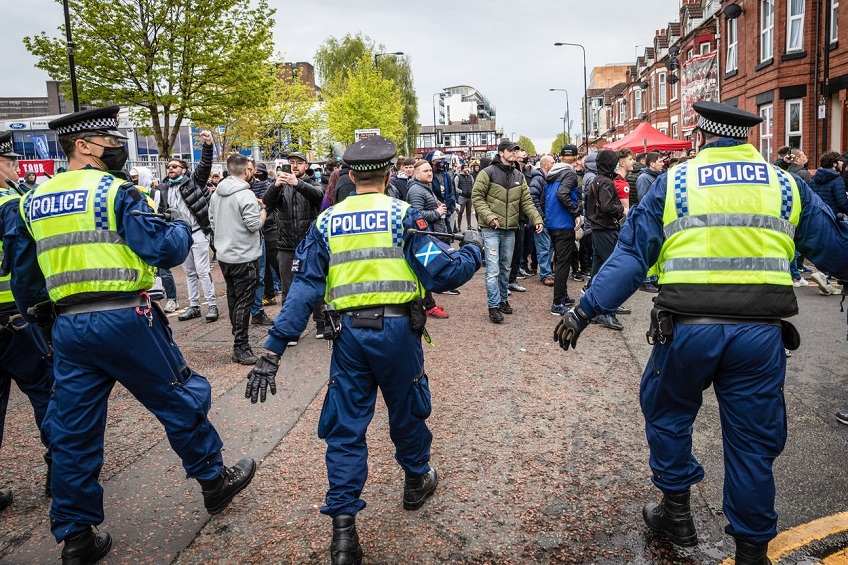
6, 0, 682, 153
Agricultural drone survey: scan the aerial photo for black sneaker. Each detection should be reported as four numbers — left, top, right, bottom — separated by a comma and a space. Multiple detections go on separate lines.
331, 514, 363, 565
61, 527, 112, 565
488, 307, 504, 324
251, 312, 275, 326
639, 282, 660, 293
616, 306, 632, 315
403, 468, 438, 510
200, 457, 257, 515
571, 272, 585, 281
836, 412, 848, 425
438, 289, 461, 295
596, 314, 624, 330
205, 305, 219, 322
232, 348, 258, 365
499, 301, 513, 314
0, 488, 11, 512
315, 324, 327, 339
177, 306, 201, 321
563, 296, 576, 306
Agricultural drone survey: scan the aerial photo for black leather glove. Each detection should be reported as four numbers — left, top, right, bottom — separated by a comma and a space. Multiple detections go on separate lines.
553, 305, 591, 351
163, 207, 186, 223
461, 229, 483, 250
245, 352, 280, 403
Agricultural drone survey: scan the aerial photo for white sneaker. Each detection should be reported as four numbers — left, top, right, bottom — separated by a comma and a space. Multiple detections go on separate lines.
819, 286, 839, 296
810, 272, 830, 291
287, 340, 298, 347
793, 278, 808, 287
164, 299, 178, 312
508, 282, 526, 292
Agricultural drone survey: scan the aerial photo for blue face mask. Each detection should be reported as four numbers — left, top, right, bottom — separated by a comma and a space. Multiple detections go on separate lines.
169, 175, 184, 183
314, 171, 322, 180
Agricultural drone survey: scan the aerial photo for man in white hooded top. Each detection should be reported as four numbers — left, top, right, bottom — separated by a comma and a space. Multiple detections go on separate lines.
209, 154, 267, 365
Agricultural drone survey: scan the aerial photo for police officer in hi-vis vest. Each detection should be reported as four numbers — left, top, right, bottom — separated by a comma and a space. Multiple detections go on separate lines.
8, 106, 255, 565
0, 131, 54, 512
245, 135, 482, 565
554, 101, 848, 565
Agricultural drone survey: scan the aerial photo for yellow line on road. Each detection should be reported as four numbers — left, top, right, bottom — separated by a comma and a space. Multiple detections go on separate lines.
719, 511, 848, 564
822, 549, 848, 564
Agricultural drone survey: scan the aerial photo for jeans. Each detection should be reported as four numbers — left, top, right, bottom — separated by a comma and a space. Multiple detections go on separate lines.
159, 268, 177, 300
789, 250, 801, 280
481, 228, 516, 308
534, 228, 553, 280
251, 238, 266, 316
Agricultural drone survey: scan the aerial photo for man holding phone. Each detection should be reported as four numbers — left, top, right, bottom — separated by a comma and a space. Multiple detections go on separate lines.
262, 152, 323, 343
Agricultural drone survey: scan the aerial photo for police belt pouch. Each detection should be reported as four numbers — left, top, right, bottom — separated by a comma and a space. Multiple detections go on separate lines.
410, 297, 427, 332
344, 304, 411, 330
646, 307, 674, 345
781, 319, 800, 350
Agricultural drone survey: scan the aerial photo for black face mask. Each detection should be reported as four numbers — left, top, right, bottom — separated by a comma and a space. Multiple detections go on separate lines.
100, 144, 129, 172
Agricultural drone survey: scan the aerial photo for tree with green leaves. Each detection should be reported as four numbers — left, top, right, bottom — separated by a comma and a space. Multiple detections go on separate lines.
549, 132, 574, 155
325, 54, 405, 148
515, 135, 537, 155
24, 0, 275, 157
315, 34, 418, 154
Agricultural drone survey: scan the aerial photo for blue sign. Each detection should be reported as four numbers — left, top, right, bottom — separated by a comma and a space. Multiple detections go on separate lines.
29, 191, 89, 221
698, 162, 770, 186
31, 134, 49, 159
329, 211, 389, 236
8, 122, 26, 130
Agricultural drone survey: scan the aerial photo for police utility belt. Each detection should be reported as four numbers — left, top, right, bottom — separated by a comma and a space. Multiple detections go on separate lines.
57, 294, 149, 315
321, 298, 427, 341
646, 307, 800, 350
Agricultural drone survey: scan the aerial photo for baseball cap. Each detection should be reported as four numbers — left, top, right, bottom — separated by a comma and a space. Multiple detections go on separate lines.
498, 139, 520, 152
560, 145, 579, 157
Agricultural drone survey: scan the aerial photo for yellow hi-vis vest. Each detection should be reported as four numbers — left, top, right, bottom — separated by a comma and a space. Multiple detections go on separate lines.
20, 169, 155, 302
657, 143, 800, 286
316, 193, 423, 310
0, 189, 19, 306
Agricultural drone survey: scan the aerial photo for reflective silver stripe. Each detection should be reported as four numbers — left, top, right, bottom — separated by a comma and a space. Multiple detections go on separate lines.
663, 214, 796, 239
328, 280, 418, 302
45, 268, 140, 290
0, 280, 9, 292
329, 247, 404, 266
36, 230, 125, 254
662, 257, 789, 272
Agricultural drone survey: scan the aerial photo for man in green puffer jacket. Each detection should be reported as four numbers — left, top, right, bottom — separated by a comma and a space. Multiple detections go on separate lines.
472, 139, 544, 323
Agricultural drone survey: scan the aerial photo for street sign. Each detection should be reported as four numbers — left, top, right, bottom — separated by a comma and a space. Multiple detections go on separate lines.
354, 128, 380, 142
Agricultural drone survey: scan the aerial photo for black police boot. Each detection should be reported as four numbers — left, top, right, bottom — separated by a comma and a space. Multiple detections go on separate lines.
642, 490, 698, 547
330, 514, 363, 565
61, 527, 112, 565
199, 457, 256, 515
735, 540, 771, 565
0, 488, 12, 511
403, 468, 438, 510
45, 451, 52, 496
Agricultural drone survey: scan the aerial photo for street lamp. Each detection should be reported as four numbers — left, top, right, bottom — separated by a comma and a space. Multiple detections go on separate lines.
550, 88, 570, 145
374, 51, 404, 68
554, 42, 589, 154
432, 91, 445, 148
62, 0, 80, 111
511, 132, 516, 141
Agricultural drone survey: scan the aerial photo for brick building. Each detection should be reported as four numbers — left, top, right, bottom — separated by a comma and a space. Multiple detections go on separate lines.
719, 0, 847, 165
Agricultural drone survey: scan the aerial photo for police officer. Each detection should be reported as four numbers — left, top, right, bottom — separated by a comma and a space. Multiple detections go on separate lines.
0, 132, 54, 511
245, 135, 482, 565
554, 101, 848, 565
7, 106, 256, 564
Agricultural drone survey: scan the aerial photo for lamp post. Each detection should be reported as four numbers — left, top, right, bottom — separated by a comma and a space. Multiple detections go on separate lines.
62, 0, 80, 111
511, 131, 516, 141
554, 42, 589, 154
432, 91, 445, 149
374, 51, 404, 68
549, 88, 570, 144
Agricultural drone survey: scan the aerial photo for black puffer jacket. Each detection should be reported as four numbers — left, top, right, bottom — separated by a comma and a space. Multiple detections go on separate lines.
250, 177, 279, 250
159, 142, 213, 233
585, 150, 624, 230
263, 174, 323, 250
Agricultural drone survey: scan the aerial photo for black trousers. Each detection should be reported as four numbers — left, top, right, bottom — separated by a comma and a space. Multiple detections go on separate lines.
509, 221, 527, 283
578, 235, 593, 275
589, 228, 619, 285
219, 259, 259, 351
264, 241, 279, 299
549, 228, 576, 305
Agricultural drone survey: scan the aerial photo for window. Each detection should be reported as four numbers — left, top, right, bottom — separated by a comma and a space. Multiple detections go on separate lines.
671, 76, 678, 100
700, 43, 711, 54
460, 133, 467, 145
658, 73, 667, 107
481, 134, 488, 145
635, 89, 642, 117
688, 49, 694, 61
759, 104, 773, 161
619, 99, 626, 123
660, 128, 668, 135
761, 0, 775, 61
831, 0, 839, 44
787, 0, 805, 52
786, 99, 802, 148
673, 122, 679, 138
726, 18, 738, 71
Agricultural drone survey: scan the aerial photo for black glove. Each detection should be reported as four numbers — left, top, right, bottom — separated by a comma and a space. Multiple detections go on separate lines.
163, 207, 186, 223
461, 229, 483, 250
245, 352, 280, 403
553, 305, 591, 351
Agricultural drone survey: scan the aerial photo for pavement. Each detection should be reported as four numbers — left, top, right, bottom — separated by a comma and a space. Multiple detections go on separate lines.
1, 262, 848, 564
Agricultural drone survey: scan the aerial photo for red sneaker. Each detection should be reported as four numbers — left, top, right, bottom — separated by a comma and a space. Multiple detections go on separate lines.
426, 305, 449, 319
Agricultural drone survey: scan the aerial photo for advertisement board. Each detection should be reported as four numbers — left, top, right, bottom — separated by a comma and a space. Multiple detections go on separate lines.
680, 51, 719, 131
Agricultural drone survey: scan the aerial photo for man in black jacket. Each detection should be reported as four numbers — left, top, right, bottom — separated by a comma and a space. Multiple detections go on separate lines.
161, 130, 219, 322
453, 165, 475, 231
262, 152, 323, 342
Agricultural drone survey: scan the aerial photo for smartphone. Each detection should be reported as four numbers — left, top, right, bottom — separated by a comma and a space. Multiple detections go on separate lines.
280, 164, 291, 174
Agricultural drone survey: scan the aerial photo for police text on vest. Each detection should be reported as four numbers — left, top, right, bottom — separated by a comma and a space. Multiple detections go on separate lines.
29, 190, 89, 221
330, 211, 389, 236
698, 162, 770, 186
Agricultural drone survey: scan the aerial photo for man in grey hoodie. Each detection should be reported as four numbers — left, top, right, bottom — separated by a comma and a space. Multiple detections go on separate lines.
209, 154, 267, 365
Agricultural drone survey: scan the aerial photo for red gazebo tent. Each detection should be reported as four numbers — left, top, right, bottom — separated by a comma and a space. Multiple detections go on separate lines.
604, 122, 692, 153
